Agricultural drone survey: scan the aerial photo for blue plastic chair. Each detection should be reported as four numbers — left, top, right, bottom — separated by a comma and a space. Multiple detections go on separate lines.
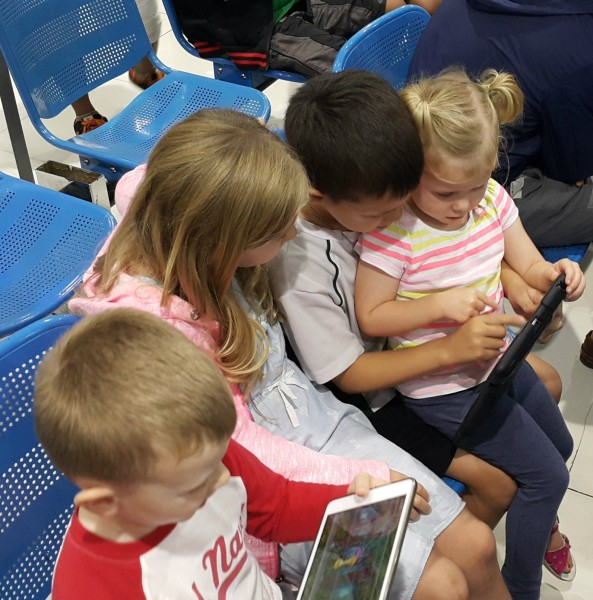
540, 244, 590, 264
0, 0, 271, 182
0, 172, 116, 337
441, 476, 466, 496
160, 0, 307, 91
332, 5, 430, 90
0, 315, 80, 600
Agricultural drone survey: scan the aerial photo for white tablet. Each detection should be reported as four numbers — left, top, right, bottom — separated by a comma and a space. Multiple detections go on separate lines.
296, 478, 417, 600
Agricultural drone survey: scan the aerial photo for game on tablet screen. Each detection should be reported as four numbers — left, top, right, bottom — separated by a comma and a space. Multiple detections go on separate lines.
298, 495, 406, 600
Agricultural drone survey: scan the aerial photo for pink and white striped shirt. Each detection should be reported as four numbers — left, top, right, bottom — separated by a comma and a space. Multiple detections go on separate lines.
358, 179, 518, 399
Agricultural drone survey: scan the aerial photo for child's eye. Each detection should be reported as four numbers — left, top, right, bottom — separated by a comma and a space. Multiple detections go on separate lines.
436, 192, 453, 199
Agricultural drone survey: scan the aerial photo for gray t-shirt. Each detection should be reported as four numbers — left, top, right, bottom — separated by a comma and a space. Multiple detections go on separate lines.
270, 219, 393, 411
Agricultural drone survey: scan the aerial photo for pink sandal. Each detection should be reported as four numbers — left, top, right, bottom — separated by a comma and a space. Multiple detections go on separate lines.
544, 521, 576, 581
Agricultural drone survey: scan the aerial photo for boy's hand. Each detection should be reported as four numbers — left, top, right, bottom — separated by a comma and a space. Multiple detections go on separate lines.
554, 259, 586, 301
437, 288, 498, 323
389, 470, 430, 521
347, 472, 390, 497
347, 471, 430, 522
502, 264, 564, 343
505, 277, 545, 318
447, 312, 525, 364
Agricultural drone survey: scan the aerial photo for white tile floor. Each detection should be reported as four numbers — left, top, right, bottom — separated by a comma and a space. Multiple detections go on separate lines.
1, 4, 592, 598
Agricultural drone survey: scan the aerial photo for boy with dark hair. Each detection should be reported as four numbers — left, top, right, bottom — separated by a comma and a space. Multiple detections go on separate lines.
272, 70, 542, 528
34, 309, 387, 599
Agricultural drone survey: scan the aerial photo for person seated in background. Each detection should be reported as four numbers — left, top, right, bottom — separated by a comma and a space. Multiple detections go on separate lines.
171, 0, 441, 78
34, 309, 393, 599
407, 0, 593, 248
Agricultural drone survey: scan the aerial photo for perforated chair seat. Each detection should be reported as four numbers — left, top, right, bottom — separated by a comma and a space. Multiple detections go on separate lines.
332, 5, 430, 90
0, 172, 116, 337
0, 315, 80, 600
69, 72, 272, 172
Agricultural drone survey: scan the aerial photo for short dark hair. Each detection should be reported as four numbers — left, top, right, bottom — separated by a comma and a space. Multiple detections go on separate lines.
285, 70, 424, 202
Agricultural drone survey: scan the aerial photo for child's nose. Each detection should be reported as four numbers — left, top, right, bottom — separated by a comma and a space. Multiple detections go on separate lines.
452, 198, 471, 213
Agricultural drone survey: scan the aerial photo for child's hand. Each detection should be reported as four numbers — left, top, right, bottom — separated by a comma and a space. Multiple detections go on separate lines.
554, 259, 586, 301
447, 312, 526, 364
389, 470, 431, 521
437, 288, 498, 323
347, 472, 390, 497
347, 472, 430, 522
504, 276, 546, 318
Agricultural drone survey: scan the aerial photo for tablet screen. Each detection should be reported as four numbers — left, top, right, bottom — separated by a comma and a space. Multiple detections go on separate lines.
298, 495, 406, 600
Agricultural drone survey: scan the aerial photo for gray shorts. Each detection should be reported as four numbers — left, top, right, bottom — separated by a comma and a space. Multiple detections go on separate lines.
269, 0, 386, 76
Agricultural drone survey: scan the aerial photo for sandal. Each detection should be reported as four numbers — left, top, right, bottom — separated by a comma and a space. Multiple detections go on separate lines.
128, 68, 165, 90
544, 520, 576, 581
73, 113, 108, 136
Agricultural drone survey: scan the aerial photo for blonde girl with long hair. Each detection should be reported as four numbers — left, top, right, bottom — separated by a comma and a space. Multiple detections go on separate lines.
355, 70, 585, 598
72, 109, 510, 600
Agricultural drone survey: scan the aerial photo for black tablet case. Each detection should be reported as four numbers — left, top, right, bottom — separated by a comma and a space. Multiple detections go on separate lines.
455, 274, 567, 444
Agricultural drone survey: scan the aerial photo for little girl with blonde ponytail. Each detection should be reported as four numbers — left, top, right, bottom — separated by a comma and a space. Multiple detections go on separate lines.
355, 69, 585, 598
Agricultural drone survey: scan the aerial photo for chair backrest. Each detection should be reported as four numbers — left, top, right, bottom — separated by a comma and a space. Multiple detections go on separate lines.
0, 172, 116, 337
332, 5, 430, 90
0, 0, 153, 120
0, 315, 80, 600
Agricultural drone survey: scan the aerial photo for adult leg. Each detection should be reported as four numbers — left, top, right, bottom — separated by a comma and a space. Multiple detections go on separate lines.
308, 0, 385, 38
129, 0, 163, 86
509, 168, 593, 246
269, 13, 346, 76
71, 97, 107, 135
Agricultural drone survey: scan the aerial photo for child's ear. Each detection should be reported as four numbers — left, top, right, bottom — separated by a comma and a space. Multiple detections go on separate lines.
74, 485, 118, 518
308, 188, 325, 203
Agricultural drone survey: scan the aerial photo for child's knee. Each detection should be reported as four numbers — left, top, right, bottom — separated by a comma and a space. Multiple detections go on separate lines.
413, 551, 469, 600
469, 518, 498, 564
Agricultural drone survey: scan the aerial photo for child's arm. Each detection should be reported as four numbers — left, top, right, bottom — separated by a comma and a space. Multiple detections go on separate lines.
500, 260, 564, 343
334, 311, 525, 393
354, 260, 499, 338
502, 219, 586, 301
271, 250, 524, 396
223, 440, 429, 543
